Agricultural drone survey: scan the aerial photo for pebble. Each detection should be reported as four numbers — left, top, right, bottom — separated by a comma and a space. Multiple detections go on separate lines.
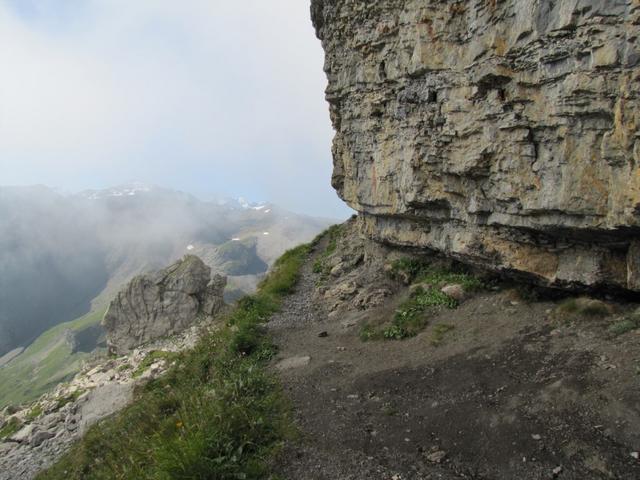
631, 451, 639, 460
318, 331, 329, 338
531, 434, 542, 440
552, 466, 563, 476
425, 449, 447, 463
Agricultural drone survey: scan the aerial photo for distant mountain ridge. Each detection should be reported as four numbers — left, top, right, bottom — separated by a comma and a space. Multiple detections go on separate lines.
0, 184, 334, 357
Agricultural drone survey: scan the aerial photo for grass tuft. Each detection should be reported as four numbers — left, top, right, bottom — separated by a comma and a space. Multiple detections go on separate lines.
554, 297, 613, 323
363, 262, 481, 341
25, 404, 43, 422
54, 389, 86, 411
430, 324, 455, 346
310, 225, 343, 280
37, 242, 312, 480
0, 417, 21, 440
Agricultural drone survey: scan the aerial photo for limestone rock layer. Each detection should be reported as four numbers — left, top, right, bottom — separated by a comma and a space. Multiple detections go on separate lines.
311, 0, 640, 291
102, 255, 226, 354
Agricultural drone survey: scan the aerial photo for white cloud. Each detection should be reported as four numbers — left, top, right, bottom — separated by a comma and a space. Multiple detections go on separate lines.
0, 0, 348, 217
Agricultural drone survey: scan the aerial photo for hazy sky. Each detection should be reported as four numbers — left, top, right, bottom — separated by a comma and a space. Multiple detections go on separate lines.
0, 0, 350, 218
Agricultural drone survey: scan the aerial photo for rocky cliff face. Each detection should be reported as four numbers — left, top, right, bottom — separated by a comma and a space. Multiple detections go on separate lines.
312, 0, 640, 291
102, 255, 226, 354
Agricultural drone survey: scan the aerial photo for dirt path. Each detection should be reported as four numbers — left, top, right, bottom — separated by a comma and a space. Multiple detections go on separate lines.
269, 241, 640, 480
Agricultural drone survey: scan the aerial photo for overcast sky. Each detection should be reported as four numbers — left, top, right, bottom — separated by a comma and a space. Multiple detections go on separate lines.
0, 0, 350, 218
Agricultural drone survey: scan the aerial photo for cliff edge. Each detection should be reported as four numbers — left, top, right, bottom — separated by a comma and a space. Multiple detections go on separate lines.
312, 0, 640, 291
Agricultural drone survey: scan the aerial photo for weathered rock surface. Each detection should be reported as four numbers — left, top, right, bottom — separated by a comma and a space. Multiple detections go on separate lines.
312, 0, 640, 291
0, 321, 204, 480
102, 255, 226, 354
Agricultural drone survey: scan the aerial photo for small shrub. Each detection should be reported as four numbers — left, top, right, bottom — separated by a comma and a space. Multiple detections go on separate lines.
117, 364, 131, 372
382, 324, 409, 340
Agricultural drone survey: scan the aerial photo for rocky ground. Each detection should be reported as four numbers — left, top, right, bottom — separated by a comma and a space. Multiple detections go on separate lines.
0, 324, 205, 480
269, 221, 640, 480
3, 220, 640, 480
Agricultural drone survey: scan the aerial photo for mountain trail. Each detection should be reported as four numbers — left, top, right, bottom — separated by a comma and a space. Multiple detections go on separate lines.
268, 234, 640, 480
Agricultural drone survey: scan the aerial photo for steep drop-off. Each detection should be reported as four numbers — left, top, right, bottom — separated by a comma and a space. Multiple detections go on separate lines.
312, 0, 640, 291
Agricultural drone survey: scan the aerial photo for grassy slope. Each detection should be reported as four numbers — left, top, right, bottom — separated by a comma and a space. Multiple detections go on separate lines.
37, 239, 317, 480
0, 308, 106, 408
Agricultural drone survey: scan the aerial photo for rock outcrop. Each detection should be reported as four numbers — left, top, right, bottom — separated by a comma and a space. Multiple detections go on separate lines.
102, 255, 226, 354
312, 0, 640, 291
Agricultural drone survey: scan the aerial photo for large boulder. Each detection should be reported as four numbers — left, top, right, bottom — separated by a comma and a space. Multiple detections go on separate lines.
102, 255, 226, 354
312, 0, 640, 292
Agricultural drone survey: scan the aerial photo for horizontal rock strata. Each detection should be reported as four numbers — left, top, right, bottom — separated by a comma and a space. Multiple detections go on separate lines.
312, 0, 640, 291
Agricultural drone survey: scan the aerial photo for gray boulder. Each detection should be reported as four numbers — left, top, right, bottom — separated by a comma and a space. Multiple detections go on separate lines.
102, 255, 226, 354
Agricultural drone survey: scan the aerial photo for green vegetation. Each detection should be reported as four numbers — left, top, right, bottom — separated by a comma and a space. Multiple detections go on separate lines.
388, 258, 428, 281
132, 351, 180, 378
0, 417, 21, 440
37, 242, 312, 480
25, 404, 43, 421
0, 307, 107, 409
554, 297, 613, 323
608, 314, 640, 336
54, 389, 86, 411
311, 225, 343, 279
430, 324, 455, 346
362, 259, 481, 341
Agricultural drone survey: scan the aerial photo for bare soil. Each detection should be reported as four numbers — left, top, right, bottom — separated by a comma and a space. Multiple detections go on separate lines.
269, 235, 640, 480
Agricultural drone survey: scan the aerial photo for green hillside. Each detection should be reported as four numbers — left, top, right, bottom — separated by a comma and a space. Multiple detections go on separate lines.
0, 308, 106, 409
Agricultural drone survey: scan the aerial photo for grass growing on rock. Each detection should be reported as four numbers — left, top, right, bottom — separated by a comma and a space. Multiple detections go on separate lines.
131, 350, 180, 378
54, 389, 86, 411
0, 417, 21, 440
25, 404, 43, 421
362, 259, 482, 341
37, 242, 314, 480
311, 224, 343, 278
